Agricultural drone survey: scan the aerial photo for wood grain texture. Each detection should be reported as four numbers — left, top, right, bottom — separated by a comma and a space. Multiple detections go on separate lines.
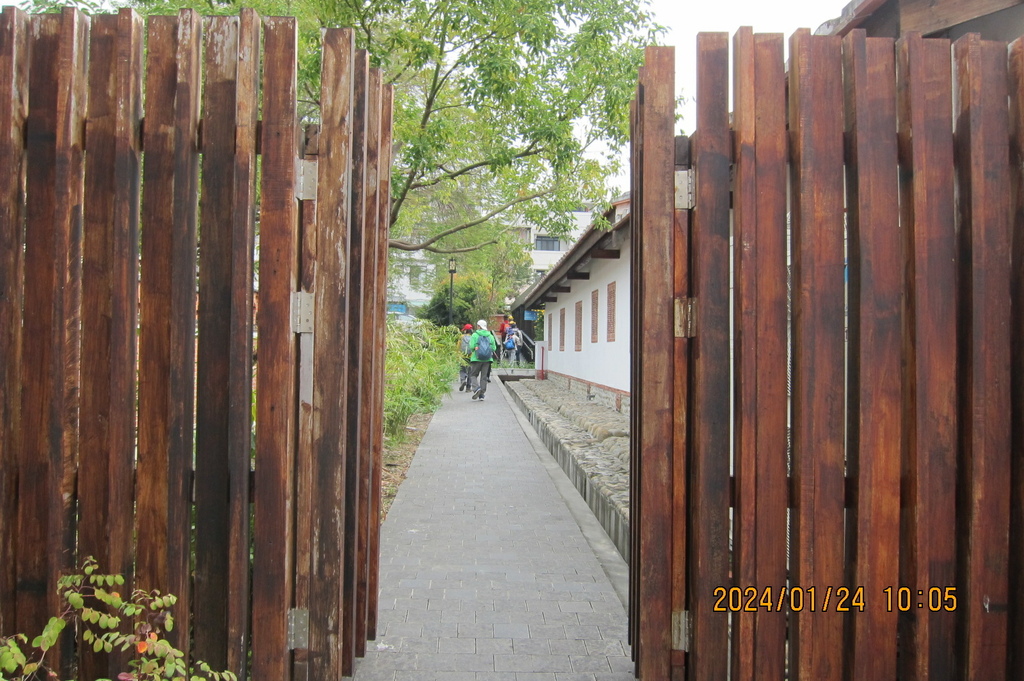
18, 14, 88, 669
0, 5, 28, 638
195, 13, 259, 677
691, 32, 731, 681
634, 46, 675, 681
895, 31, 958, 681
80, 10, 142, 679
732, 28, 788, 681
252, 16, 300, 681
342, 48, 369, 678
138, 10, 201, 660
366, 82, 394, 642
842, 29, 901, 681
952, 32, 1011, 681
787, 29, 847, 681
308, 26, 354, 681
1009, 33, 1024, 681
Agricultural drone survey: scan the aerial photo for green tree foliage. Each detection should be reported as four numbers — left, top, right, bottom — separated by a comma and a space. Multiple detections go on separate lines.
103, 0, 659, 256
417, 241, 531, 327
383, 320, 462, 436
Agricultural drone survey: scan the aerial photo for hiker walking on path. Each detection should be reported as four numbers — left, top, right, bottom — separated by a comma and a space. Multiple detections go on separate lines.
468, 319, 499, 400
458, 323, 474, 392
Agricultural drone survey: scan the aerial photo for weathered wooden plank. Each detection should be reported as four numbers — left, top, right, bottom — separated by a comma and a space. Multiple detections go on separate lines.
634, 46, 674, 681
79, 10, 142, 679
690, 33, 730, 681
732, 28, 788, 681
195, 13, 259, 677
900, 0, 1019, 36
138, 11, 201, 660
895, 32, 959, 681
842, 29, 901, 681
355, 67, 382, 657
732, 30, 758, 680
18, 13, 88, 670
1009, 32, 1024, 680
252, 16, 300, 681
342, 48, 369, 677
0, 5, 28, 637
366, 82, 394, 641
669, 134, 690, 681
787, 29, 847, 681
307, 26, 354, 681
952, 32, 1012, 681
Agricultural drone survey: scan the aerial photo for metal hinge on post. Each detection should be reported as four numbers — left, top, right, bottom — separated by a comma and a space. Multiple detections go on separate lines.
287, 608, 309, 650
296, 158, 318, 200
674, 169, 694, 210
292, 291, 314, 334
674, 297, 696, 338
672, 610, 690, 652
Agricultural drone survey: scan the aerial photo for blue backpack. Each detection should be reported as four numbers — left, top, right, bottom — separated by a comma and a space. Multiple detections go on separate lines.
476, 332, 494, 360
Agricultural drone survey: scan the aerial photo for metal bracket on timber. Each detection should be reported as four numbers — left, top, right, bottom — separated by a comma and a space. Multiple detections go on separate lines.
291, 291, 314, 334
296, 158, 318, 200
675, 169, 694, 209
286, 608, 310, 650
671, 610, 690, 652
674, 297, 696, 338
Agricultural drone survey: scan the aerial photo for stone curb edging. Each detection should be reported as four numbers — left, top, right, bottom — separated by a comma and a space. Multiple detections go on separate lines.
505, 380, 631, 564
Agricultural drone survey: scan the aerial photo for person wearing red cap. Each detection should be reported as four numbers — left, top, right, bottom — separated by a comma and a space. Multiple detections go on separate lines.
458, 323, 474, 391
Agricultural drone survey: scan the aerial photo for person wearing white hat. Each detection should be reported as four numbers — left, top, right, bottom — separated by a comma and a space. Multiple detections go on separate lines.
467, 319, 499, 400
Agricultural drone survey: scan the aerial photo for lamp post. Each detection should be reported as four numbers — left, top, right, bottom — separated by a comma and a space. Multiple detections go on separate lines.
447, 258, 457, 326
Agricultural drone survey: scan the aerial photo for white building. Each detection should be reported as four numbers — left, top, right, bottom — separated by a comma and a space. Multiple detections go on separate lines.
512, 195, 631, 412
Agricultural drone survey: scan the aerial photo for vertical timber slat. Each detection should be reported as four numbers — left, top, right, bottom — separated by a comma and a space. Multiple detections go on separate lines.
1009, 33, 1024, 677
895, 31, 958, 681
691, 32, 730, 680
342, 49, 369, 678
80, 9, 142, 678
356, 67, 383, 657
952, 32, 1012, 681
138, 9, 201, 658
788, 29, 847, 681
253, 16, 300, 681
195, 13, 259, 677
842, 29, 901, 681
733, 28, 788, 681
0, 5, 28, 637
633, 46, 674, 681
308, 26, 354, 681
19, 14, 89, 673
367, 81, 395, 641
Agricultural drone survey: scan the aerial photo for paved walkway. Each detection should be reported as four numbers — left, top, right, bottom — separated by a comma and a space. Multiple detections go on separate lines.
353, 375, 635, 681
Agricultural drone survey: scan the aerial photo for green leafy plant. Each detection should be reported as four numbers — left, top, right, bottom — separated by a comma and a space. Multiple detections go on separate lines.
384, 319, 462, 439
0, 558, 235, 681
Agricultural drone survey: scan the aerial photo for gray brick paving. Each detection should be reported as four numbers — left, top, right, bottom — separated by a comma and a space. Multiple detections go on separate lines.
353, 379, 633, 681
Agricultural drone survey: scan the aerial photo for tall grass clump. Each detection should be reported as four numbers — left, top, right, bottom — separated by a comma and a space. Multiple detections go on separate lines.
384, 320, 461, 439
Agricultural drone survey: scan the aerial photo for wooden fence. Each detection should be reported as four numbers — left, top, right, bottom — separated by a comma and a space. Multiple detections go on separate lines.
0, 7, 393, 681
630, 29, 1024, 680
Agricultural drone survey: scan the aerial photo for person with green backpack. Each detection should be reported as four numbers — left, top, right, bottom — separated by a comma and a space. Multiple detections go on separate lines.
467, 319, 499, 401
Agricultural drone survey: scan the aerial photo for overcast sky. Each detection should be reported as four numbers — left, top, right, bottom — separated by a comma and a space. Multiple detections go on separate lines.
645, 0, 851, 133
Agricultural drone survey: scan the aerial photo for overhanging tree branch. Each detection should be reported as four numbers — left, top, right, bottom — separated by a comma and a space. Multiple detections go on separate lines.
409, 144, 544, 190
388, 187, 554, 251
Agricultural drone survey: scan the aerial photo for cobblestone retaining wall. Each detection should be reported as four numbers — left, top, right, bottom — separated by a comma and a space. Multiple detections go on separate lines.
506, 379, 631, 563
